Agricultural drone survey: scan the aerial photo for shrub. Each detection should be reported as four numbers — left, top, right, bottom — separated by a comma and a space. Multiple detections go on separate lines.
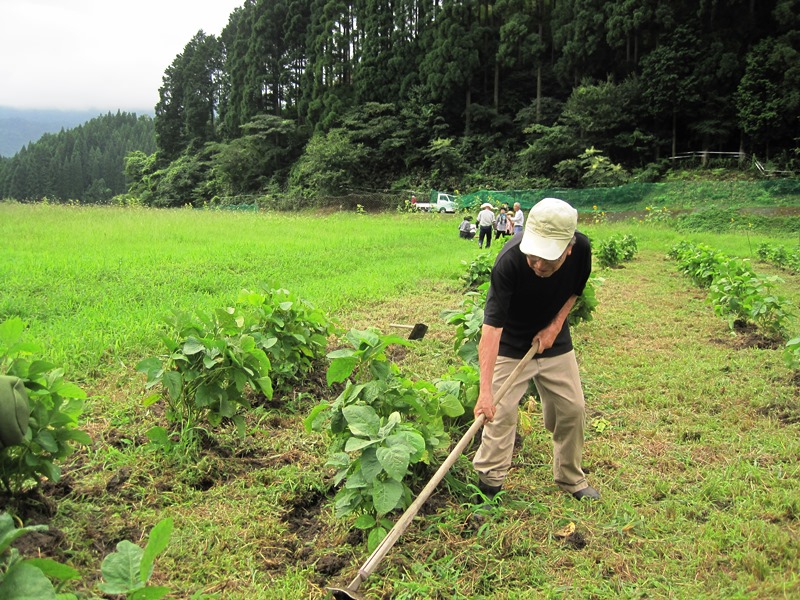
236, 286, 337, 393
137, 285, 335, 456
670, 241, 794, 338
757, 243, 800, 273
460, 253, 495, 289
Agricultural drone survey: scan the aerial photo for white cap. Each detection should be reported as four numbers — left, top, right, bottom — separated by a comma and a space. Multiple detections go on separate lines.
519, 198, 577, 260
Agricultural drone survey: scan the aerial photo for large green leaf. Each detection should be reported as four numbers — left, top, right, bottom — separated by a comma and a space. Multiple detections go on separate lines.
376, 445, 410, 481
182, 338, 205, 355
358, 447, 382, 482
342, 405, 380, 438
0, 562, 58, 600
438, 394, 465, 417
372, 478, 404, 515
128, 586, 170, 600
140, 518, 173, 583
99, 540, 145, 595
327, 357, 358, 385
162, 371, 182, 401
387, 430, 426, 463
24, 558, 80, 582
344, 437, 378, 452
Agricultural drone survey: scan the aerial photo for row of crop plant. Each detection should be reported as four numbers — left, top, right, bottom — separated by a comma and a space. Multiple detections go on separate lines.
668, 241, 800, 370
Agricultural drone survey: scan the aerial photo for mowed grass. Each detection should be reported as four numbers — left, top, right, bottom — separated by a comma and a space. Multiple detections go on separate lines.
1, 202, 799, 599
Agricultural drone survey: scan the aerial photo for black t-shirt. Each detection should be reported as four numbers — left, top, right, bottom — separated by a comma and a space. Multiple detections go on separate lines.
483, 231, 591, 359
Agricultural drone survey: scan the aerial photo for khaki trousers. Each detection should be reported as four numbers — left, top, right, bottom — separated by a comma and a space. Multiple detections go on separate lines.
473, 350, 587, 493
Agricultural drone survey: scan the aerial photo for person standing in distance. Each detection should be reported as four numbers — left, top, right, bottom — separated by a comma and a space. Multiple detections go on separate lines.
472, 197, 600, 501
511, 202, 525, 234
476, 203, 495, 249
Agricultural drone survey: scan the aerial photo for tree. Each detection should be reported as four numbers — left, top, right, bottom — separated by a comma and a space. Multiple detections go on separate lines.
155, 31, 223, 160
639, 25, 703, 157
736, 35, 800, 160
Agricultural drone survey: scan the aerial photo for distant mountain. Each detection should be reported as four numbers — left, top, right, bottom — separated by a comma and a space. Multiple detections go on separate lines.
0, 106, 153, 157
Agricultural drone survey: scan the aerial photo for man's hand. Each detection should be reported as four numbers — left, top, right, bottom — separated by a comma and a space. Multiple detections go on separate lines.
474, 390, 496, 421
534, 324, 559, 352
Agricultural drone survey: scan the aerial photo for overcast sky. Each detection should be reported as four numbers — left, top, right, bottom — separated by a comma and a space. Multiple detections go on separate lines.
0, 0, 244, 113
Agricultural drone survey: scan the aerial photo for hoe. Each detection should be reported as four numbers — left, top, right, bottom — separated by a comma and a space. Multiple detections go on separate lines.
388, 322, 429, 340
327, 341, 540, 599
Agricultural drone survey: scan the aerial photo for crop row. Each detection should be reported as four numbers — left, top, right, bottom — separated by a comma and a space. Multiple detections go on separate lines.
668, 241, 800, 369
757, 242, 800, 274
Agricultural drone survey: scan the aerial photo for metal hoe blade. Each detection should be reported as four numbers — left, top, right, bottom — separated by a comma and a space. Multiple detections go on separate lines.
389, 323, 428, 340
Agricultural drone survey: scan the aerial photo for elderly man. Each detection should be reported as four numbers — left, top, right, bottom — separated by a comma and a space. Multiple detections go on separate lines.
511, 202, 524, 234
476, 202, 496, 249
473, 197, 599, 501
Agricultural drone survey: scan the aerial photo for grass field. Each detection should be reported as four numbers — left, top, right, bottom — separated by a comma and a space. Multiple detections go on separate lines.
1, 200, 799, 599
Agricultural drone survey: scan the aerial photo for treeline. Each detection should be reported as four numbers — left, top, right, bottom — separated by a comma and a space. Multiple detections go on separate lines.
7, 1, 800, 207
134, 0, 798, 207
0, 112, 155, 203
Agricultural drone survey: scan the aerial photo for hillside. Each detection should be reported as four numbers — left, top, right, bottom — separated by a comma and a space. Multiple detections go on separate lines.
0, 106, 152, 157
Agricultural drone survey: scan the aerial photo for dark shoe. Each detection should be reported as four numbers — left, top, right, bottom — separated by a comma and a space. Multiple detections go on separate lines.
571, 485, 600, 501
477, 480, 502, 500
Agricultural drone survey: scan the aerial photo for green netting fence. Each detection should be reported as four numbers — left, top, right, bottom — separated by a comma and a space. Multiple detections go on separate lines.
454, 179, 800, 213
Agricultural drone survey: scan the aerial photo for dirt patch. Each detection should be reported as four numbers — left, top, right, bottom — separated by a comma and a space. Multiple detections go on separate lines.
563, 529, 588, 550
315, 552, 350, 576
0, 486, 58, 523
710, 321, 784, 350
757, 402, 800, 425
13, 526, 66, 558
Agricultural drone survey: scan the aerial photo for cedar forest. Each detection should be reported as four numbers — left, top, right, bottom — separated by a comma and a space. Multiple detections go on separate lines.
1, 0, 798, 206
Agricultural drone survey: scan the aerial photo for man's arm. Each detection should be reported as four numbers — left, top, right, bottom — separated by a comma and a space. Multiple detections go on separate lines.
474, 324, 503, 421
535, 294, 578, 351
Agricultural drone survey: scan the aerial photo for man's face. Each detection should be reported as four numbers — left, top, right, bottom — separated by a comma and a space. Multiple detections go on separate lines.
525, 245, 572, 277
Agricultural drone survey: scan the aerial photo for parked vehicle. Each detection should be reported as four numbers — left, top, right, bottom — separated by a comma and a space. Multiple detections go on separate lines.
413, 191, 459, 213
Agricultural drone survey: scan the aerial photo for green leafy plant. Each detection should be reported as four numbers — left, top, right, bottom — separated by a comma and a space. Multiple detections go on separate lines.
0, 318, 91, 494
595, 234, 638, 268
709, 270, 794, 337
668, 241, 728, 287
0, 512, 174, 600
757, 243, 800, 273
305, 329, 464, 551
460, 253, 495, 289
642, 205, 672, 224
670, 241, 794, 338
589, 204, 607, 224
569, 276, 603, 326
784, 337, 800, 370
236, 286, 336, 394
136, 307, 273, 456
98, 517, 174, 599
441, 283, 488, 367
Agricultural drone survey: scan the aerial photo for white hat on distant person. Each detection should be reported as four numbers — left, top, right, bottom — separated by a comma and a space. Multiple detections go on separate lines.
519, 198, 577, 260
480, 202, 493, 209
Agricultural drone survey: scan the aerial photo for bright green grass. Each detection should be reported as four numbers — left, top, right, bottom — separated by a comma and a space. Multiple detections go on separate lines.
2, 203, 799, 599
0, 202, 477, 378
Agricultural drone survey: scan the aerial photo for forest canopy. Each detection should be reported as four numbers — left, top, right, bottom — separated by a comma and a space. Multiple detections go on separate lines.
4, 0, 799, 206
